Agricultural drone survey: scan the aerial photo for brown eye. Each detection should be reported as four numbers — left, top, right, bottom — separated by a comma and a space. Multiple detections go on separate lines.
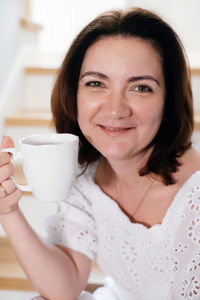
86, 81, 103, 87
135, 85, 153, 93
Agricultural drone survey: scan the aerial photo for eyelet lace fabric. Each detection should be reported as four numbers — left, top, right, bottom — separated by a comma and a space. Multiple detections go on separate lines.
46, 164, 200, 300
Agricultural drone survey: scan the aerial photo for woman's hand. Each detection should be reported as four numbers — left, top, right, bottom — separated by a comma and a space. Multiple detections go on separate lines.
0, 136, 22, 216
0, 136, 91, 299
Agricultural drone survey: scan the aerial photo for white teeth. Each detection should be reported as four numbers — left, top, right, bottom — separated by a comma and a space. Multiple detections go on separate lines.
105, 127, 123, 131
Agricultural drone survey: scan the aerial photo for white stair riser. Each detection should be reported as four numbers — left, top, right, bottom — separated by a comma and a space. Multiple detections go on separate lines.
192, 130, 200, 151
191, 76, 200, 113
20, 30, 39, 46
24, 74, 56, 111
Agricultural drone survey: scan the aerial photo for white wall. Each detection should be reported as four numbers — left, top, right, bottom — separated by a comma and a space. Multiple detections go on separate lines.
29, 0, 200, 67
31, 0, 127, 53
126, 0, 200, 67
0, 0, 21, 94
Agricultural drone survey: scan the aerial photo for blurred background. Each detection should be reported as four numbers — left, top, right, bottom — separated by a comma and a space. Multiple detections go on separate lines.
0, 0, 200, 142
0, 0, 199, 298
0, 0, 200, 133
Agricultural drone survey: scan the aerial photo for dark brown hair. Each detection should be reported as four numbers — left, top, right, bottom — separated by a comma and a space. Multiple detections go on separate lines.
51, 7, 193, 185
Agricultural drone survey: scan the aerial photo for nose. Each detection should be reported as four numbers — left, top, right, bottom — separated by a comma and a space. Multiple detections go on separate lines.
105, 90, 132, 119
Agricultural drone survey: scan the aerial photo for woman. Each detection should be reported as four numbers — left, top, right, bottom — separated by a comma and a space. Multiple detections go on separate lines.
0, 7, 200, 300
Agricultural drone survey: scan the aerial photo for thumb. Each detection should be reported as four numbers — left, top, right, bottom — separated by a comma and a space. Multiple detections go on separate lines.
1, 135, 15, 150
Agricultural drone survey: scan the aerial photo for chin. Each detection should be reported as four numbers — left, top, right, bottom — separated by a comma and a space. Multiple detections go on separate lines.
101, 148, 131, 161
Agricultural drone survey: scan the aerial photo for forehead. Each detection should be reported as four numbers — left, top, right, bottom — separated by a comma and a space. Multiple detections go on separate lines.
81, 36, 163, 75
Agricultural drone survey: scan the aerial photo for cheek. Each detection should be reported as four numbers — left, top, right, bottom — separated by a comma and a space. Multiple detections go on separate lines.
77, 92, 89, 122
142, 98, 164, 121
77, 104, 88, 133
77, 96, 95, 134
147, 113, 163, 131
77, 92, 101, 123
77, 96, 99, 146
135, 101, 164, 134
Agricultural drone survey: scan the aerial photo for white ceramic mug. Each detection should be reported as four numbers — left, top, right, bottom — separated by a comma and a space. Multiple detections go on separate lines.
2, 133, 79, 202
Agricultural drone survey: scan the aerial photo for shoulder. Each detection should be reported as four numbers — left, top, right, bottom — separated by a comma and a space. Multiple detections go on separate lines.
175, 147, 200, 184
183, 147, 200, 170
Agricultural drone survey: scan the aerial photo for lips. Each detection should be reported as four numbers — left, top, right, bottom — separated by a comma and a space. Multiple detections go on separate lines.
99, 124, 135, 136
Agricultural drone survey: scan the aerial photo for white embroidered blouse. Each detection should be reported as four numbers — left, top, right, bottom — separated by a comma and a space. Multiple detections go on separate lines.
46, 163, 200, 300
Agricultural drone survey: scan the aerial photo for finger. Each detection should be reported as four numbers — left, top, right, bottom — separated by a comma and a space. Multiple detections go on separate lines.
0, 152, 11, 167
0, 189, 22, 214
1, 179, 16, 195
0, 184, 9, 198
0, 136, 15, 166
0, 163, 15, 183
1, 136, 15, 150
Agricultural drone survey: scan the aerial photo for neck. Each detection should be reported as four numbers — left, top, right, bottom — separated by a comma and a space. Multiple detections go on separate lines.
97, 147, 154, 188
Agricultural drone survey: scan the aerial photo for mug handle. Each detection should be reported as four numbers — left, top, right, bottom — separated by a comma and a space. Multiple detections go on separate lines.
1, 147, 32, 192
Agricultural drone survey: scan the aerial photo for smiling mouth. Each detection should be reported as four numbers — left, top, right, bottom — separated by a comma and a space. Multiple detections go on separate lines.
99, 125, 134, 134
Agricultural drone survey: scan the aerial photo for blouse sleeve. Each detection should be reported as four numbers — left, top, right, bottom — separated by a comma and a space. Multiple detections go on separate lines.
45, 182, 98, 261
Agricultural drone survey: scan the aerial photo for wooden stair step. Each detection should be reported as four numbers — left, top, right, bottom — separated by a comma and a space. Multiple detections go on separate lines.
20, 18, 43, 32
191, 68, 200, 75
25, 66, 58, 75
5, 111, 52, 127
0, 237, 33, 291
194, 112, 200, 130
0, 262, 33, 291
23, 66, 200, 76
24, 66, 200, 76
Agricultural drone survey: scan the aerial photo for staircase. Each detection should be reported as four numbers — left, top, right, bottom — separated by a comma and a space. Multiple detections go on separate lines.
0, 4, 105, 294
3, 64, 57, 149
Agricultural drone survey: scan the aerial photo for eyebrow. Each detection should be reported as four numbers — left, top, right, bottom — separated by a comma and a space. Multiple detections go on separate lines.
80, 71, 108, 80
80, 71, 160, 85
128, 75, 160, 86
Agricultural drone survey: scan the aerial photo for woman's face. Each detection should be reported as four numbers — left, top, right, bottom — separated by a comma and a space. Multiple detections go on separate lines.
77, 36, 165, 163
